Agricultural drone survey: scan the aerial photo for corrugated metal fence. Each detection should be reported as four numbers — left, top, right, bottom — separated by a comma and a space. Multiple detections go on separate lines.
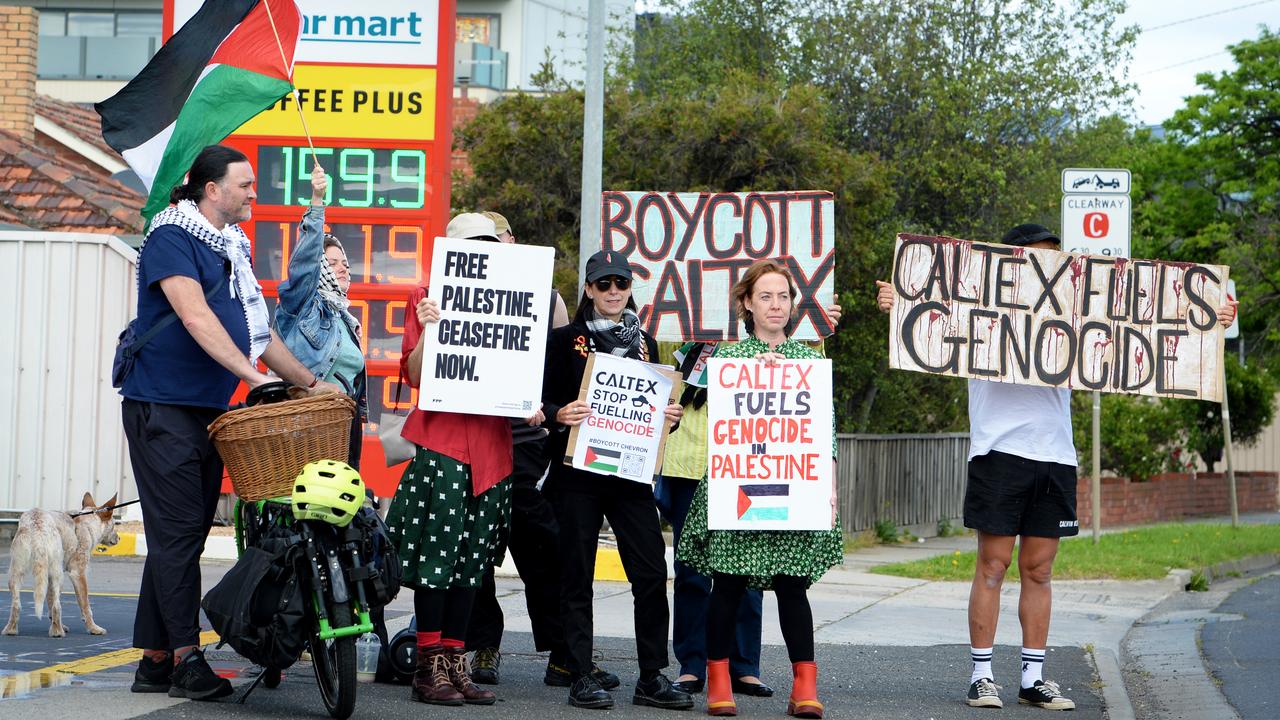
836, 433, 970, 534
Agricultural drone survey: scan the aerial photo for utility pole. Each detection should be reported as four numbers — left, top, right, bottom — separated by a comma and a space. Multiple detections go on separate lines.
578, 0, 605, 291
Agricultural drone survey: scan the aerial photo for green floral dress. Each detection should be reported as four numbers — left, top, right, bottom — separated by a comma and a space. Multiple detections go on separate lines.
386, 448, 512, 589
676, 335, 843, 589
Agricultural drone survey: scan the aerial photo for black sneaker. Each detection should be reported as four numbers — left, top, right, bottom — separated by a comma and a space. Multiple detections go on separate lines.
966, 678, 1003, 708
634, 673, 695, 710
471, 648, 500, 685
547, 660, 622, 690
569, 675, 614, 709
167, 648, 234, 701
1018, 680, 1076, 710
131, 653, 172, 693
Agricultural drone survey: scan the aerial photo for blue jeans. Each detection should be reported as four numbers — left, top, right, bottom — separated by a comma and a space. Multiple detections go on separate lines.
656, 474, 763, 680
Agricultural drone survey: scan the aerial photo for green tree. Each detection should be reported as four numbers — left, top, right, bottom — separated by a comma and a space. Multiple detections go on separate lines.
1177, 355, 1278, 472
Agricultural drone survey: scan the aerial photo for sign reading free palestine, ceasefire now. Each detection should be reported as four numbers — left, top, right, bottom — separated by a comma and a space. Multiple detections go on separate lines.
886, 233, 1230, 402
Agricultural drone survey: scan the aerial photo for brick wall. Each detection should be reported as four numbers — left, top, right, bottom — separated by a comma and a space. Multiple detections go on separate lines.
451, 97, 481, 177
1076, 471, 1279, 527
0, 6, 38, 142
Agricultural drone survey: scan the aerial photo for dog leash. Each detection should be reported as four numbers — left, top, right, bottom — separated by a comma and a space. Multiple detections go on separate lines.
68, 499, 141, 517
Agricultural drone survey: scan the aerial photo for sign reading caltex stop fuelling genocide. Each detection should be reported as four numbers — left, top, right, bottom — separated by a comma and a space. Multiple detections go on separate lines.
887, 234, 1230, 402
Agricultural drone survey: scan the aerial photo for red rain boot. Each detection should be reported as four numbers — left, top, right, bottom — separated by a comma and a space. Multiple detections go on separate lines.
786, 661, 823, 719
705, 658, 737, 716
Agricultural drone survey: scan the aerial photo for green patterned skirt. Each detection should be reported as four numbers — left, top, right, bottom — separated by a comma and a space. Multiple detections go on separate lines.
677, 477, 843, 590
386, 447, 511, 590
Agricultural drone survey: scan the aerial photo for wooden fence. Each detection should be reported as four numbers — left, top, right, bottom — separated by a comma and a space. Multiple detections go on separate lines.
836, 433, 970, 534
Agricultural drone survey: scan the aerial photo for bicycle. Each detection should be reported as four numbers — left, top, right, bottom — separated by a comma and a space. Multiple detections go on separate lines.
208, 381, 380, 719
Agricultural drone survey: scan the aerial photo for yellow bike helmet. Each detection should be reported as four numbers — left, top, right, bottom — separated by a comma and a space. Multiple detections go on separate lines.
292, 460, 364, 527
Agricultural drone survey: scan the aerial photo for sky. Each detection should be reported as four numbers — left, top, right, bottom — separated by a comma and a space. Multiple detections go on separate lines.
1120, 0, 1276, 125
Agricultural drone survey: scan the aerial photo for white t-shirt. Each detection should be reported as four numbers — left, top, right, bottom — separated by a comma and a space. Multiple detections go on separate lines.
967, 379, 1077, 467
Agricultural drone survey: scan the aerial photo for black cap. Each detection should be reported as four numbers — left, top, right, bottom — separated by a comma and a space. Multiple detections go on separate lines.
585, 250, 633, 282
1002, 223, 1060, 247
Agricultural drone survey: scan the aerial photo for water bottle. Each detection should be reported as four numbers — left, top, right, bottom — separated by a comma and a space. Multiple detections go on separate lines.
356, 632, 379, 683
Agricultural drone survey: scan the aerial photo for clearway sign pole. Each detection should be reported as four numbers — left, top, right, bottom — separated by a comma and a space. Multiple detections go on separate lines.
1062, 168, 1131, 544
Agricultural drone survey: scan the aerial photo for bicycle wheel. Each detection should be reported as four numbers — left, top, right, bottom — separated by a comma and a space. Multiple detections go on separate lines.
310, 599, 357, 719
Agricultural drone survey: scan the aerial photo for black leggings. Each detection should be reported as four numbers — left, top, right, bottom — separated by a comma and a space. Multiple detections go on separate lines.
414, 587, 477, 640
707, 573, 814, 663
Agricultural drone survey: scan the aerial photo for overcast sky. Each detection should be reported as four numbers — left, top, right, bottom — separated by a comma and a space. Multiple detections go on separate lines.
1122, 0, 1276, 125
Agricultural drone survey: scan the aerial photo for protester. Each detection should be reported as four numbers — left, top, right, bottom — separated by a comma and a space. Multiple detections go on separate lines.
658, 296, 842, 698
678, 258, 842, 719
121, 144, 340, 700
273, 165, 366, 465
875, 223, 1239, 711
464, 211, 588, 688
387, 212, 546, 706
541, 249, 692, 710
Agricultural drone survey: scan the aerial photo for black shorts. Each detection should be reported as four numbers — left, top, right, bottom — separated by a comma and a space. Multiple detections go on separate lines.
964, 450, 1079, 538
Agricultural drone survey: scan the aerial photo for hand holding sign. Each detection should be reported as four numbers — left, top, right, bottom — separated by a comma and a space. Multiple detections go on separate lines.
565, 354, 681, 483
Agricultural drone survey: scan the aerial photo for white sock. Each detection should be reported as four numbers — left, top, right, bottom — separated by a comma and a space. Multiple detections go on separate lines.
970, 647, 993, 684
1021, 647, 1045, 688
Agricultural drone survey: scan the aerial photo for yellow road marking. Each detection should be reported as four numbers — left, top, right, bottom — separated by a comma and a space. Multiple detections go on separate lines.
1, 630, 221, 698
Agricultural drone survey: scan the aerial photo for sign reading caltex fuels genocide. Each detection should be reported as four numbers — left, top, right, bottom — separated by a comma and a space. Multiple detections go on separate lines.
601, 191, 836, 343
706, 358, 834, 531
887, 234, 1230, 402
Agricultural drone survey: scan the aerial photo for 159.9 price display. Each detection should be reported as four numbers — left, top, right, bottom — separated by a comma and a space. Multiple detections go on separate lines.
256, 145, 429, 209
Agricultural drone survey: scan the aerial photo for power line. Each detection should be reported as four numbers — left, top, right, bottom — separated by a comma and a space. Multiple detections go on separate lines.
1140, 0, 1278, 33
1135, 34, 1280, 76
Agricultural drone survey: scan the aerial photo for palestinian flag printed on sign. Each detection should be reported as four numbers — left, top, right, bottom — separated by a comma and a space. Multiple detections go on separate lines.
736, 484, 790, 522
96, 0, 300, 221
583, 445, 622, 473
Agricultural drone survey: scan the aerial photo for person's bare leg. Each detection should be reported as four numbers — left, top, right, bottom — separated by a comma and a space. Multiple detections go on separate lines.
968, 532, 1016, 647
1016, 536, 1060, 649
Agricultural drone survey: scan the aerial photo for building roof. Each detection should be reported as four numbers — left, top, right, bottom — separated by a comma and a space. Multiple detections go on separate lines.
33, 95, 120, 159
0, 128, 144, 234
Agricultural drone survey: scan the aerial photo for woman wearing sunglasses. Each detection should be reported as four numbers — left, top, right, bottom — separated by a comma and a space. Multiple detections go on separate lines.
541, 250, 692, 712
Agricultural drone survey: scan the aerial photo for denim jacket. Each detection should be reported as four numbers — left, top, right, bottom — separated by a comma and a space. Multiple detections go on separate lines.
273, 206, 366, 410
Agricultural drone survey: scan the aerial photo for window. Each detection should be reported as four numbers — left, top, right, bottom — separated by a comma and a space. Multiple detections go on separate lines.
116, 13, 162, 37
38, 11, 66, 36
67, 12, 113, 37
457, 15, 499, 46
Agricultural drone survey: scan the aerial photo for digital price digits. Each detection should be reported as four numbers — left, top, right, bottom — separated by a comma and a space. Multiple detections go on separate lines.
256, 145, 427, 209
254, 221, 424, 285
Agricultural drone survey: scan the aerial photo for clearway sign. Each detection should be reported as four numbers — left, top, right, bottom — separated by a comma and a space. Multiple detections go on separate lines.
1061, 168, 1131, 258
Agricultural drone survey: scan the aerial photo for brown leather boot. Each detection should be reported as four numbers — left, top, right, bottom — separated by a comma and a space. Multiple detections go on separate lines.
412, 645, 464, 706
447, 646, 497, 705
705, 658, 737, 716
786, 661, 823, 719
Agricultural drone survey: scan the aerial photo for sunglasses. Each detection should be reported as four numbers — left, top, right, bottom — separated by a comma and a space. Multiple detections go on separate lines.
592, 277, 631, 292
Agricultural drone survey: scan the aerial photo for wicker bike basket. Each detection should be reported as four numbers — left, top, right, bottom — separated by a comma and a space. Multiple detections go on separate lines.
208, 393, 356, 501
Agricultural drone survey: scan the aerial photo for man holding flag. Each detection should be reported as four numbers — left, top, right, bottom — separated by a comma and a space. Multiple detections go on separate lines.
96, 0, 341, 700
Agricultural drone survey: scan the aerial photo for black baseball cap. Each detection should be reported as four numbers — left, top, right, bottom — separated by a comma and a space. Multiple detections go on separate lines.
1002, 223, 1060, 247
585, 250, 633, 282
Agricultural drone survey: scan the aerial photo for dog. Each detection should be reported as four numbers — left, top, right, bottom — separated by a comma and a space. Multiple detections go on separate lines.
3, 492, 120, 637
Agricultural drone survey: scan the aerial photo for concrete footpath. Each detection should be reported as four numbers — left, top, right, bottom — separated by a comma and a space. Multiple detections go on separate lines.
3, 514, 1276, 719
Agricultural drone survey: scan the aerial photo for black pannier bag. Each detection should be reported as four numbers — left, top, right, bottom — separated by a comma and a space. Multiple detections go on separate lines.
345, 505, 401, 608
202, 534, 307, 670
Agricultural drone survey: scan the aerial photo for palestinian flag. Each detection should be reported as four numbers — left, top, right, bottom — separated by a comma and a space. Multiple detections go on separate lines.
96, 0, 300, 221
736, 484, 790, 521
583, 445, 621, 473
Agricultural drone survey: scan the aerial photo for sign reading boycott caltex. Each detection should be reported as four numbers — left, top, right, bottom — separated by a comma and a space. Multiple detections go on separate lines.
418, 237, 554, 417
601, 191, 836, 342
887, 234, 1230, 402
706, 358, 835, 531
565, 354, 681, 483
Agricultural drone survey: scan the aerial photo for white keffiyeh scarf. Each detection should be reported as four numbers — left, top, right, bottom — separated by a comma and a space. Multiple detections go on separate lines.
317, 249, 361, 338
141, 200, 273, 363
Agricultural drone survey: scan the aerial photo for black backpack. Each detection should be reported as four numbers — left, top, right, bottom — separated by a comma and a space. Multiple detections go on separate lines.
346, 505, 401, 608
202, 534, 308, 670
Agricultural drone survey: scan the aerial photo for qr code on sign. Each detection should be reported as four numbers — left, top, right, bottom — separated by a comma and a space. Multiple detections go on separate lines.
620, 453, 645, 479
522, 400, 533, 411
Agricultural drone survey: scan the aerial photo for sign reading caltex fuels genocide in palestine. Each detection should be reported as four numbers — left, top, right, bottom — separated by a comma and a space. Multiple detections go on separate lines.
887, 234, 1230, 402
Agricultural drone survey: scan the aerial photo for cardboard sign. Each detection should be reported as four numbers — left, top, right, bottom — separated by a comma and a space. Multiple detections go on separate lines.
887, 233, 1229, 402
600, 191, 836, 342
564, 353, 681, 483
418, 237, 554, 417
706, 358, 835, 531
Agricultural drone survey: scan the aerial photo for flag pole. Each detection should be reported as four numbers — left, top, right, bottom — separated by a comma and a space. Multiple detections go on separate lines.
260, 0, 317, 159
